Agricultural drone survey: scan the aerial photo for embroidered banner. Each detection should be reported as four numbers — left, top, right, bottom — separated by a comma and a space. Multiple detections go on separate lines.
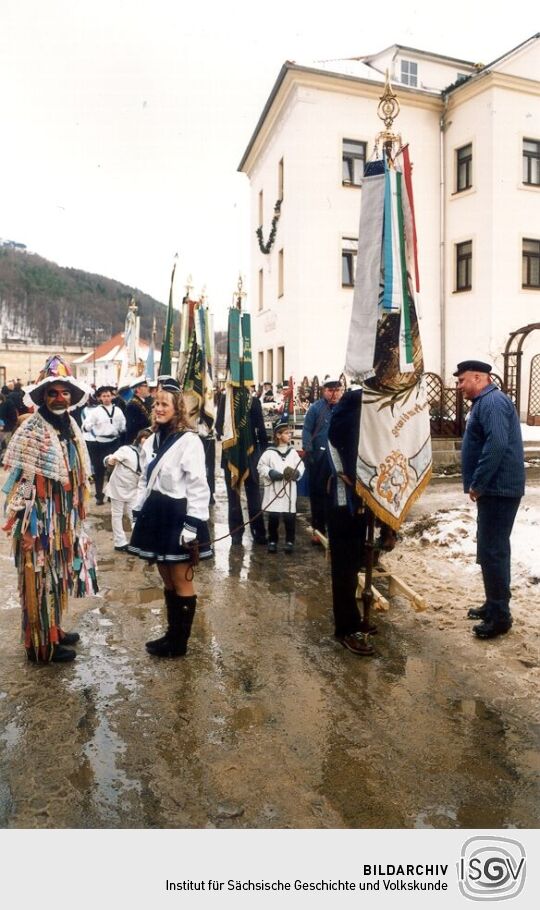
347, 152, 432, 529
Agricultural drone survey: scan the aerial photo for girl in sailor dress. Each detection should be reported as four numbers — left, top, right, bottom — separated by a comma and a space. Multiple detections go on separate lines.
257, 417, 304, 554
128, 381, 212, 658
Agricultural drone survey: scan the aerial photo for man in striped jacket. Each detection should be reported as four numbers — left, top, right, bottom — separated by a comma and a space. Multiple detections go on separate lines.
455, 360, 525, 640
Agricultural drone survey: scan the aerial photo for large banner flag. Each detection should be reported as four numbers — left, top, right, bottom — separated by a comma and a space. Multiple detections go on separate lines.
221, 308, 254, 489
345, 151, 431, 530
160, 258, 177, 376
145, 318, 156, 381
180, 298, 215, 430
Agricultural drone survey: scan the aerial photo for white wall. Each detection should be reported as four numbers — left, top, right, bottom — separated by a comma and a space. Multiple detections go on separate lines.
250, 82, 442, 383
444, 76, 540, 402
245, 42, 540, 408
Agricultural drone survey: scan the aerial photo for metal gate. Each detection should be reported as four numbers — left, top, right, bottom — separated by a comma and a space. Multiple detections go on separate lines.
426, 371, 505, 437
527, 354, 540, 425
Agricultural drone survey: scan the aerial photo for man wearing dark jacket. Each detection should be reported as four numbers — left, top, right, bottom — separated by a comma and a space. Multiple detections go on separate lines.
125, 377, 151, 444
327, 388, 369, 653
456, 360, 525, 639
301, 377, 343, 541
215, 390, 268, 544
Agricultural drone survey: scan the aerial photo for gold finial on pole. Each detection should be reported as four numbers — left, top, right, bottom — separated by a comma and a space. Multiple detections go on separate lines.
234, 273, 246, 310
377, 70, 400, 132
375, 71, 402, 164
200, 284, 207, 306
185, 273, 193, 299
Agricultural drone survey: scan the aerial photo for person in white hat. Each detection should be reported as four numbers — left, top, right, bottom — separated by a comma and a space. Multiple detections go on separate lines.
82, 385, 126, 504
2, 355, 97, 663
125, 376, 151, 444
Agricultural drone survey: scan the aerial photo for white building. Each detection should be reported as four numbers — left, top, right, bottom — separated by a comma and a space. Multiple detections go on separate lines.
72, 332, 161, 389
239, 36, 540, 417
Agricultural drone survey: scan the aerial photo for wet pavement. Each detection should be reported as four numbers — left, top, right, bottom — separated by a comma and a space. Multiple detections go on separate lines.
0, 473, 538, 829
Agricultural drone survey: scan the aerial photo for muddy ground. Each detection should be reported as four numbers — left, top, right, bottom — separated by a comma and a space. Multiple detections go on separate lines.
0, 469, 538, 829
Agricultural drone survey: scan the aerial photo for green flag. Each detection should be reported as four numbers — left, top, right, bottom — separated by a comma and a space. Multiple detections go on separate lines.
160, 259, 177, 375
221, 308, 254, 489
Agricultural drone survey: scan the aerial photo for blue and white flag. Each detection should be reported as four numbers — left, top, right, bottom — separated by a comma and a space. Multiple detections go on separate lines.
345, 151, 432, 529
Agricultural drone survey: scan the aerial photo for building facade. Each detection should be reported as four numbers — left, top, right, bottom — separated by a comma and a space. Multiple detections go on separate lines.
239, 37, 540, 416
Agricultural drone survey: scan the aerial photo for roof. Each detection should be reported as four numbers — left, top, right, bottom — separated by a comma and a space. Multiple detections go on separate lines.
238, 36, 540, 171
238, 59, 434, 172
443, 32, 540, 96
363, 43, 477, 68
72, 331, 151, 364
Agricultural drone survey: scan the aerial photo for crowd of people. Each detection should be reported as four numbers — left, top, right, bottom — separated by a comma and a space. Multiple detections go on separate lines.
1, 354, 525, 665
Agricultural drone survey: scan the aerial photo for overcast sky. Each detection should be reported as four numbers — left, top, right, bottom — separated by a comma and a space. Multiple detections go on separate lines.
1, 0, 538, 329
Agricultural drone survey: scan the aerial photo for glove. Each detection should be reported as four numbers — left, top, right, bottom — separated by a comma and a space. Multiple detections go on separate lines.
282, 466, 296, 482
268, 469, 283, 482
180, 525, 197, 547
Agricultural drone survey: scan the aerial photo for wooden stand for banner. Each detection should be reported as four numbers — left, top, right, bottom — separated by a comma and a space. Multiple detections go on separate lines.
357, 564, 427, 613
307, 526, 329, 558
306, 524, 427, 613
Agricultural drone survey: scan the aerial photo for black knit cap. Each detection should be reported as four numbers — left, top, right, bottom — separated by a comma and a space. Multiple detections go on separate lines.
453, 360, 492, 376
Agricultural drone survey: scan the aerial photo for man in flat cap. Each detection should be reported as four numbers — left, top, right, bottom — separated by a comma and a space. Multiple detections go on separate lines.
455, 360, 525, 639
301, 376, 343, 543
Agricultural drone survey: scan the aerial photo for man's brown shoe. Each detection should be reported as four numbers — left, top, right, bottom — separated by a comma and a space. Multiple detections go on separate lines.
336, 632, 375, 654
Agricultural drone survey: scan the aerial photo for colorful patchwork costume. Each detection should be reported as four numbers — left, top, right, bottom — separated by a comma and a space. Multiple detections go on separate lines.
2, 355, 98, 661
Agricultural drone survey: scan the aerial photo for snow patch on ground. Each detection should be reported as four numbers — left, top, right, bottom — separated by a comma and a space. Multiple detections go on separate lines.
404, 503, 540, 590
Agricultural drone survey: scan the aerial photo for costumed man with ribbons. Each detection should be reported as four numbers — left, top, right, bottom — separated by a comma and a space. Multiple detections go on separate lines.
215, 301, 268, 546
2, 355, 98, 663
328, 81, 432, 656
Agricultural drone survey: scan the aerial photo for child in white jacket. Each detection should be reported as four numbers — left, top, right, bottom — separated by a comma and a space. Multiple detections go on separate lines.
257, 416, 304, 554
103, 428, 151, 551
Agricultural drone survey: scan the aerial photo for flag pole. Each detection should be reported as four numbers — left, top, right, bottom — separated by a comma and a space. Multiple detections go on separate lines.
357, 72, 401, 656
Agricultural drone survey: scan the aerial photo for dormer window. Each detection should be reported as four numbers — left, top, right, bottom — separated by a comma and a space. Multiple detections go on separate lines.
401, 60, 417, 87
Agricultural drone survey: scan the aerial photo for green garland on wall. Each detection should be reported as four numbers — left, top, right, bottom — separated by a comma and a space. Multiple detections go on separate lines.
256, 199, 282, 254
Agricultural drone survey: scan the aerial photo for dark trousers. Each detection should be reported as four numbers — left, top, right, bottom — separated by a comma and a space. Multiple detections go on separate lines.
267, 512, 296, 544
87, 440, 121, 502
223, 466, 267, 542
327, 505, 368, 637
202, 437, 216, 498
308, 452, 331, 535
477, 495, 521, 623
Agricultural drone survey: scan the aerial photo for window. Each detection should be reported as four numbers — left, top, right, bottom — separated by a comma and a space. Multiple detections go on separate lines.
266, 349, 274, 384
400, 60, 418, 87
278, 158, 284, 199
523, 139, 540, 186
258, 268, 264, 311
278, 248, 284, 297
456, 144, 472, 192
258, 190, 263, 227
342, 139, 366, 186
523, 239, 540, 288
455, 241, 472, 291
342, 237, 357, 287
277, 346, 285, 384
258, 351, 264, 383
